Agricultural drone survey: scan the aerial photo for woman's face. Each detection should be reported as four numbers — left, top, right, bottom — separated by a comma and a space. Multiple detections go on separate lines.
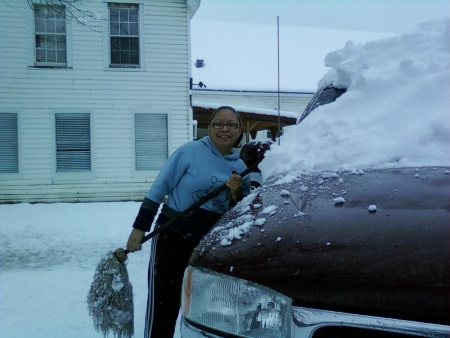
208, 109, 242, 155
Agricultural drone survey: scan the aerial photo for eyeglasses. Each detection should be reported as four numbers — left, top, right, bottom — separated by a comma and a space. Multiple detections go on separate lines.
210, 122, 240, 129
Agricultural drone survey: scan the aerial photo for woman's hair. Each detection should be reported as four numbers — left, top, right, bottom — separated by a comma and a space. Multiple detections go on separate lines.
209, 106, 243, 148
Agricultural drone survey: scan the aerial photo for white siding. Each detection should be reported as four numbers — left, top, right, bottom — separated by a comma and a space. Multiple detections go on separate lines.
0, 0, 192, 202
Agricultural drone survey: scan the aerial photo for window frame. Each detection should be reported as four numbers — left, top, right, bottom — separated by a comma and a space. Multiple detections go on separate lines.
107, 2, 143, 69
32, 4, 69, 68
104, 2, 145, 70
27, 3, 73, 69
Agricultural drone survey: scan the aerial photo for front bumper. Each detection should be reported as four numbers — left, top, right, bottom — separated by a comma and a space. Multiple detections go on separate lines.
181, 306, 450, 338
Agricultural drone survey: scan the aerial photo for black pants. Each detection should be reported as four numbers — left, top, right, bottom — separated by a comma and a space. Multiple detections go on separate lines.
144, 208, 222, 338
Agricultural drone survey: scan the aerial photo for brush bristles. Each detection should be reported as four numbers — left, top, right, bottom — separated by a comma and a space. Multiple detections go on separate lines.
87, 251, 134, 338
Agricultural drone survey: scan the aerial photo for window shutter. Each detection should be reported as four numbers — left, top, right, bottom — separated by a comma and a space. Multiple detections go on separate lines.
135, 113, 168, 170
0, 113, 19, 173
55, 113, 91, 172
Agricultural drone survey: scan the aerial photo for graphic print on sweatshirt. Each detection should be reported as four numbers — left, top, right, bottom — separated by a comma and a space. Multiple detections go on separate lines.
191, 175, 230, 212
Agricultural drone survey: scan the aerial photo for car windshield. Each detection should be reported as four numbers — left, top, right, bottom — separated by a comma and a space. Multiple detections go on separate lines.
260, 19, 449, 179
298, 85, 346, 123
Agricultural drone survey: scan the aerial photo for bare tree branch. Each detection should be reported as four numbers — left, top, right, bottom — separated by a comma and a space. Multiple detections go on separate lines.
27, 0, 104, 32
2, 0, 19, 9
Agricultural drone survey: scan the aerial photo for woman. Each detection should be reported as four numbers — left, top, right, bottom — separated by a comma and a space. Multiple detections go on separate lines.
126, 106, 251, 338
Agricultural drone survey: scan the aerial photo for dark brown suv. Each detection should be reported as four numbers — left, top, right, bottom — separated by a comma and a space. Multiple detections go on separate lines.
180, 165, 449, 337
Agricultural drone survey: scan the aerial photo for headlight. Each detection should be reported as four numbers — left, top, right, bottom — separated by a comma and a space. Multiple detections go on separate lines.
182, 266, 292, 337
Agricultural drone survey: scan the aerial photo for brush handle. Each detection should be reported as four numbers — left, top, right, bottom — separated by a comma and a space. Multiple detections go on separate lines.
123, 159, 261, 255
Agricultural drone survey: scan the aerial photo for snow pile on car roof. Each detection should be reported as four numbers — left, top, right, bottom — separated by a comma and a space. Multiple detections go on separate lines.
260, 19, 450, 179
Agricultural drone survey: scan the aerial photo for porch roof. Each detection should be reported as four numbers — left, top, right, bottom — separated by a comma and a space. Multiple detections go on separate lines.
192, 101, 298, 141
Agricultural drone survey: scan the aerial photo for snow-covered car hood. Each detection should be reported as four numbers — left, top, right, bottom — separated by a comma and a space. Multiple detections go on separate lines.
190, 167, 450, 325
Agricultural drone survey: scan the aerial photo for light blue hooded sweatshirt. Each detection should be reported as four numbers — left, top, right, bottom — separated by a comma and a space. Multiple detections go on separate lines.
145, 136, 251, 215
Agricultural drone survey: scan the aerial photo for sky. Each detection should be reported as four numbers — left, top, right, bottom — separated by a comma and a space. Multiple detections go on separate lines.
0, 18, 449, 337
191, 0, 450, 91
193, 0, 449, 33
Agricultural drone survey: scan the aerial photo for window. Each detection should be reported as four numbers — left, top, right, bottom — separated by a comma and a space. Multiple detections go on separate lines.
135, 114, 168, 170
55, 113, 91, 172
109, 3, 140, 67
0, 113, 19, 174
34, 4, 67, 67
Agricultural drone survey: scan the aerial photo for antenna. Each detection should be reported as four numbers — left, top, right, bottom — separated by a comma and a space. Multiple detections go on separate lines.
277, 16, 281, 145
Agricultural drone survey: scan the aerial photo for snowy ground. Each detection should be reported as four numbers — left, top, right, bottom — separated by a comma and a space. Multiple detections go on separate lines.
0, 202, 181, 338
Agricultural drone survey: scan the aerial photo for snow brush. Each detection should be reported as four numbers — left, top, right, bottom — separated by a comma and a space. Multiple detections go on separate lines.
86, 158, 264, 338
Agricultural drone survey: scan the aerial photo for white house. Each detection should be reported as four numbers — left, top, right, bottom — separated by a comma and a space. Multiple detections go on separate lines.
0, 0, 200, 203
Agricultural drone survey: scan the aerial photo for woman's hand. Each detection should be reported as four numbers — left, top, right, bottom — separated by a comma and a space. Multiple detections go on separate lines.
127, 228, 145, 252
226, 173, 243, 203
